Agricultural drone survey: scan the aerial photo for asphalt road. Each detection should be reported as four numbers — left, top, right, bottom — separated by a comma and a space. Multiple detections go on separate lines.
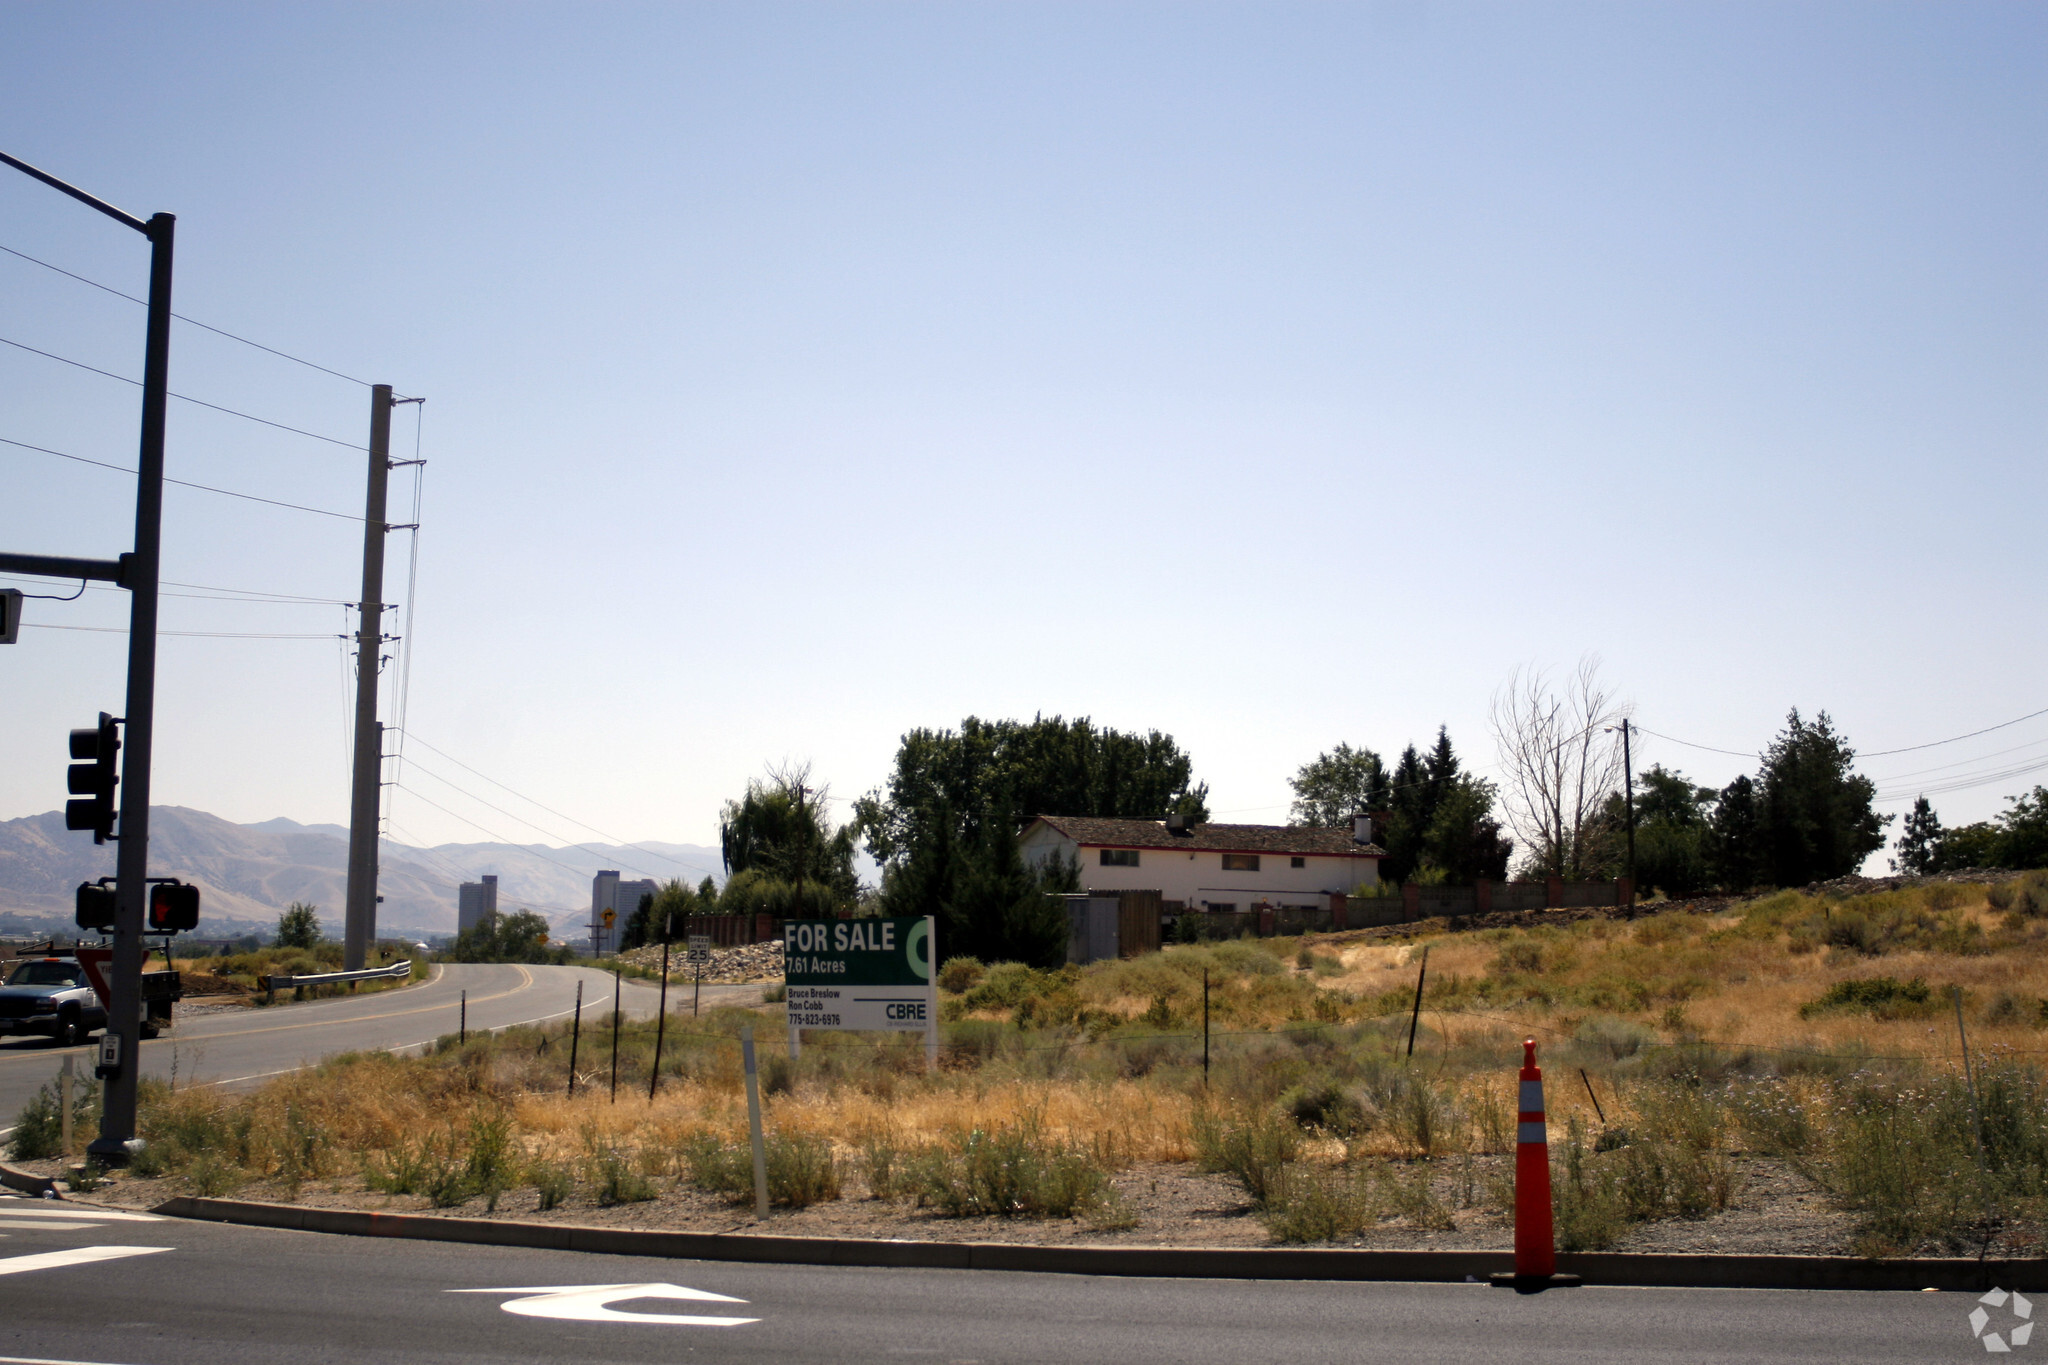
0, 1200, 2001, 1364
0, 963, 761, 1119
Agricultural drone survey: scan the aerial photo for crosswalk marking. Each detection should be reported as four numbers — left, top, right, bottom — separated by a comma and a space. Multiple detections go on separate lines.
0, 1221, 111, 1232
0, 1246, 171, 1276
0, 1204, 160, 1223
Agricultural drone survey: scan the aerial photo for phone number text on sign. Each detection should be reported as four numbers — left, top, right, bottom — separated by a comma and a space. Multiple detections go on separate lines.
785, 985, 930, 1031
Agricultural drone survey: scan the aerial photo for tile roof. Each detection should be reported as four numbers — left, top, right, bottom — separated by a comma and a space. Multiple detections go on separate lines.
1026, 816, 1384, 858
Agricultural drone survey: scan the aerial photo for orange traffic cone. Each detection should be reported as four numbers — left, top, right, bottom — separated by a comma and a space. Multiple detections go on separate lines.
1490, 1038, 1580, 1289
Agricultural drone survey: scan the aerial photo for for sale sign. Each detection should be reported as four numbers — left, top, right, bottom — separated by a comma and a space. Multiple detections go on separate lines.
783, 916, 934, 1035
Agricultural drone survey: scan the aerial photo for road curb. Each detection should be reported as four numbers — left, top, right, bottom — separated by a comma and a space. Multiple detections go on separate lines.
0, 1157, 57, 1198
151, 1197, 2047, 1291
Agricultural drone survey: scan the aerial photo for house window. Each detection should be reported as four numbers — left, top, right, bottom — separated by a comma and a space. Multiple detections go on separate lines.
1099, 849, 1140, 867
1221, 853, 1260, 872
1290, 856, 1305, 869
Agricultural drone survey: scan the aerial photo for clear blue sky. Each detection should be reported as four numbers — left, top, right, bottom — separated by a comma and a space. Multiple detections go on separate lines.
2, 3, 2042, 868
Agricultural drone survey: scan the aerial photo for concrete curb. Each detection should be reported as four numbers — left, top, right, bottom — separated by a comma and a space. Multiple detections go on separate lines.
0, 1158, 59, 1198
152, 1197, 2047, 1291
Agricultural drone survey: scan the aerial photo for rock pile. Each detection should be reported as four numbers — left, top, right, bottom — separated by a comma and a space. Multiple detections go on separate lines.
614, 938, 784, 984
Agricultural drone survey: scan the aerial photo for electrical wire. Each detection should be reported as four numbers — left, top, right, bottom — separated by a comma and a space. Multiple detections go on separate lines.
389, 784, 625, 885
22, 623, 337, 639
0, 334, 367, 452
12, 579, 86, 601
399, 733, 722, 880
0, 240, 388, 391
388, 407, 426, 806
1639, 705, 2048, 767
2, 573, 350, 608
399, 757, 704, 885
1, 434, 362, 521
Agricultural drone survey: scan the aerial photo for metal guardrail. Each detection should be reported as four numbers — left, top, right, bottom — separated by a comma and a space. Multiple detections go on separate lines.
266, 960, 414, 990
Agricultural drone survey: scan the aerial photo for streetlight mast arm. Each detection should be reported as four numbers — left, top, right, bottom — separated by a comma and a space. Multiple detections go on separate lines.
0, 150, 151, 235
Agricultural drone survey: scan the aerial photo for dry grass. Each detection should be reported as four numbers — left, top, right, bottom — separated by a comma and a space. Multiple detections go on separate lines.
84, 873, 2048, 1255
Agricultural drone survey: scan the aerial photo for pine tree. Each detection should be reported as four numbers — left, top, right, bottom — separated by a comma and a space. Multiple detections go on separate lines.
1892, 796, 1944, 875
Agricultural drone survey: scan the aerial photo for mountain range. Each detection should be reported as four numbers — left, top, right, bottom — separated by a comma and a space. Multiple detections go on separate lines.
0, 806, 724, 941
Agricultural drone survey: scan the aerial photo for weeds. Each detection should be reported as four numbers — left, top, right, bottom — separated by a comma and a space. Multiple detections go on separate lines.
1192, 1106, 1299, 1205
901, 1119, 1124, 1222
1259, 1164, 1375, 1242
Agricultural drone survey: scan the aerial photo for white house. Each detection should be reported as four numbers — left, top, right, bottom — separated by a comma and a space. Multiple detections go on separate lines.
1018, 815, 1384, 911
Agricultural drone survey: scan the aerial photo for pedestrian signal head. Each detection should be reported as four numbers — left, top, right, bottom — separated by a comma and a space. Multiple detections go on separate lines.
148, 881, 200, 933
75, 880, 117, 933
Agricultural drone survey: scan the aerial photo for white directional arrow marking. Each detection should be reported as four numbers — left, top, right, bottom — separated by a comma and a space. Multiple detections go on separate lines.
450, 1283, 758, 1326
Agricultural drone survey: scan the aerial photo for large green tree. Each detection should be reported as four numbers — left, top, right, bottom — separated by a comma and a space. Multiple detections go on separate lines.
1371, 728, 1511, 884
1892, 796, 1944, 875
856, 716, 1188, 965
1895, 788, 2048, 873
1756, 710, 1890, 885
1288, 744, 1391, 827
719, 765, 860, 915
856, 716, 1208, 865
449, 909, 569, 964
1615, 765, 1717, 896
1704, 774, 1765, 891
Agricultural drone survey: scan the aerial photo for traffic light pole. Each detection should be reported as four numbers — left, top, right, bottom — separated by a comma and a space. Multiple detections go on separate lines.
342, 386, 394, 971
93, 210, 174, 1162
0, 150, 173, 1163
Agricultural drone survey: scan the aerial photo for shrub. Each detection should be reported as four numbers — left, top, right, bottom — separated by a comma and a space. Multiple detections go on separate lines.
1280, 1082, 1366, 1136
1799, 976, 1941, 1020
1381, 1161, 1456, 1230
11, 1081, 93, 1161
529, 1159, 574, 1211
1259, 1164, 1375, 1242
938, 957, 987, 994
1191, 1107, 1299, 1205
588, 1144, 656, 1206
905, 1120, 1122, 1221
682, 1131, 842, 1208
1552, 1118, 1626, 1251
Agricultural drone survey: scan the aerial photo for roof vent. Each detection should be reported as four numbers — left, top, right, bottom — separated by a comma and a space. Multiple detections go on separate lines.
1165, 812, 1192, 836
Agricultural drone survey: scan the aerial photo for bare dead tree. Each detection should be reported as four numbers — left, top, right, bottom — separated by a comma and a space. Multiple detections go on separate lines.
1489, 658, 1630, 879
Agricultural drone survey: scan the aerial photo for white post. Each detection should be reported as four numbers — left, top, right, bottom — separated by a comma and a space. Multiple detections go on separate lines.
59, 1055, 73, 1157
923, 913, 938, 1074
741, 1026, 769, 1221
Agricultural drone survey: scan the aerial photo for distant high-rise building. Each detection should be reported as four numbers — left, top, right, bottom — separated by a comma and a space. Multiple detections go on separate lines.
590, 869, 657, 955
458, 874, 499, 936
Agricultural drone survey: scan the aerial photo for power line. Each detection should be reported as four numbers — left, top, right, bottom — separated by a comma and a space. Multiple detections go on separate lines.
0, 240, 385, 390
164, 578, 348, 605
1861, 706, 2048, 758
390, 784, 619, 885
1, 434, 363, 521
0, 334, 367, 452
2, 572, 349, 607
401, 732, 722, 880
400, 756, 711, 885
24, 624, 337, 639
1640, 704, 2048, 767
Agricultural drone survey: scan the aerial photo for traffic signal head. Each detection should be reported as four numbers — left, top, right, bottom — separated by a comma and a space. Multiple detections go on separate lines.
64, 712, 120, 844
148, 882, 200, 933
75, 881, 117, 933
